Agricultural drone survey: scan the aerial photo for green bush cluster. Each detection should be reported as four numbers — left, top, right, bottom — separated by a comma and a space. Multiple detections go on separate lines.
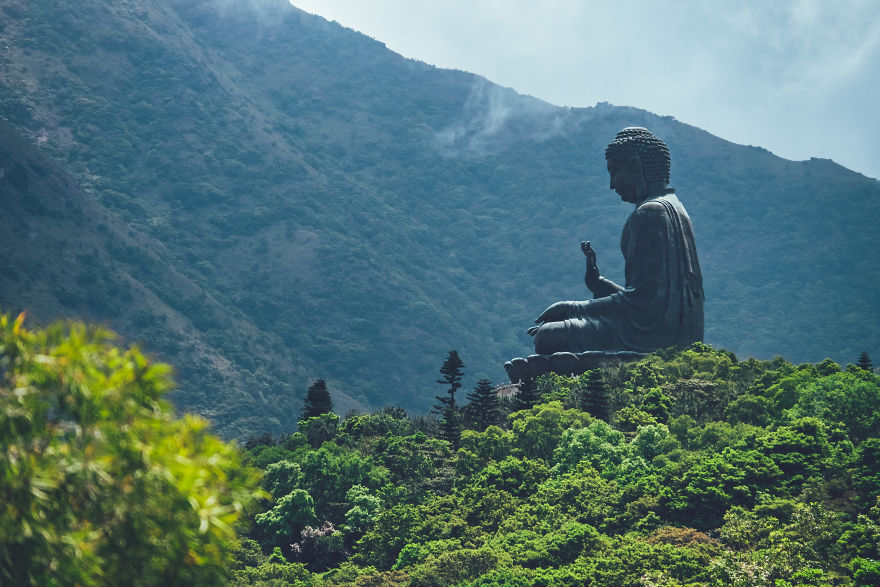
0, 313, 259, 585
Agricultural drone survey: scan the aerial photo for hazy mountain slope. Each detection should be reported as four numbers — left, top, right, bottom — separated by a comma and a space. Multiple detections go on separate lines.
1, 0, 877, 437
0, 120, 347, 436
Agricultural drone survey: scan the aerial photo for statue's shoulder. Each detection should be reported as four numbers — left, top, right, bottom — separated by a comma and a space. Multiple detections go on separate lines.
636, 191, 683, 214
633, 197, 669, 216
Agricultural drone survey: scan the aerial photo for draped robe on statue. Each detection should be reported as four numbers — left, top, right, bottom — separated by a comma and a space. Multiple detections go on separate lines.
560, 190, 704, 352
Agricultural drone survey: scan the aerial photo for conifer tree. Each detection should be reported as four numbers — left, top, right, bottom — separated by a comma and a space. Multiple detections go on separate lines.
465, 378, 500, 431
301, 378, 333, 420
513, 377, 540, 412
580, 369, 610, 421
857, 351, 874, 372
434, 350, 465, 448
436, 350, 465, 397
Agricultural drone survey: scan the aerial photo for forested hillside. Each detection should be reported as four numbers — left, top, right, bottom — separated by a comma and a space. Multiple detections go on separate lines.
1, 0, 878, 437
0, 120, 311, 431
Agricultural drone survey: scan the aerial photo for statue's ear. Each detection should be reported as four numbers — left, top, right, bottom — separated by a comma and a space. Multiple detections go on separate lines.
628, 155, 649, 198
626, 154, 644, 175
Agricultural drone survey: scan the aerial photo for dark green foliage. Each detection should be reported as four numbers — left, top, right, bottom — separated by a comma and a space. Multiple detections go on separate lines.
244, 443, 298, 469
857, 351, 874, 372
854, 439, 880, 499
260, 459, 301, 497
434, 350, 465, 448
817, 357, 843, 376
513, 377, 541, 412
343, 485, 384, 546
464, 378, 501, 431
614, 405, 657, 432
725, 393, 775, 426
552, 420, 627, 475
298, 412, 340, 448
354, 505, 423, 569
640, 387, 671, 423
756, 417, 834, 493
301, 378, 333, 420
508, 401, 592, 462
853, 557, 880, 586
297, 443, 390, 517
254, 489, 317, 541
377, 432, 454, 497
580, 368, 611, 421
626, 360, 667, 391
468, 456, 551, 500
244, 432, 276, 450
290, 522, 348, 571
438, 408, 463, 451
436, 350, 466, 395
228, 551, 311, 587
785, 369, 880, 442
406, 547, 501, 586
671, 447, 783, 528
337, 408, 413, 443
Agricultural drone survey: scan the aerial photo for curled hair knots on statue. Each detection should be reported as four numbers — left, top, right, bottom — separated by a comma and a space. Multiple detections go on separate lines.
604, 127, 671, 186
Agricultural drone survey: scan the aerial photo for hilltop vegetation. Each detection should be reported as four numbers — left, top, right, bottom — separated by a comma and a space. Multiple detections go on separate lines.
1, 0, 879, 438
232, 344, 880, 586
5, 313, 878, 585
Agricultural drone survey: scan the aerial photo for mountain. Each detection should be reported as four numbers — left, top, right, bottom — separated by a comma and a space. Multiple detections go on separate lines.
1, 0, 878, 438
0, 119, 317, 436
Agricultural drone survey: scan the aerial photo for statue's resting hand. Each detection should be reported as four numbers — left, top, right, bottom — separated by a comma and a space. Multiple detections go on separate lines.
534, 301, 571, 325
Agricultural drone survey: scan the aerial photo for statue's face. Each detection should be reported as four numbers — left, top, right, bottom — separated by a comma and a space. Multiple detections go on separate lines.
606, 156, 641, 203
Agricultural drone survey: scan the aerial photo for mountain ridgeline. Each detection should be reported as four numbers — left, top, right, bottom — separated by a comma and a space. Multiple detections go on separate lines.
1, 0, 878, 438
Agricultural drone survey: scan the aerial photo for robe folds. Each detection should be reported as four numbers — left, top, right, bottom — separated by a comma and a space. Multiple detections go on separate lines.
564, 190, 704, 352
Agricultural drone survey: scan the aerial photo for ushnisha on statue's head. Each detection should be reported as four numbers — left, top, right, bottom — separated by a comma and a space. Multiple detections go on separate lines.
604, 127, 671, 202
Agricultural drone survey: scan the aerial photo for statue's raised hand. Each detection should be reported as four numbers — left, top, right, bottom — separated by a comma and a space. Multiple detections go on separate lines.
582, 241, 600, 294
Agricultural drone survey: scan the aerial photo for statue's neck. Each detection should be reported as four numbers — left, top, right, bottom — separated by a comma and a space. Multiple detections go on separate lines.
635, 185, 673, 204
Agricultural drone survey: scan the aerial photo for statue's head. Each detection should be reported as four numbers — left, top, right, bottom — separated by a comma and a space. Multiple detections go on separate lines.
604, 127, 670, 201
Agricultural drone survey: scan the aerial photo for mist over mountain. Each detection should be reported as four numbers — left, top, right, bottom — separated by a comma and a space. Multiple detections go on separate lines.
1, 0, 877, 438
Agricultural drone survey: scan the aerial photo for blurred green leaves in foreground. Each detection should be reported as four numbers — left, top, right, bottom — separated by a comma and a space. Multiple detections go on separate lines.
0, 312, 259, 585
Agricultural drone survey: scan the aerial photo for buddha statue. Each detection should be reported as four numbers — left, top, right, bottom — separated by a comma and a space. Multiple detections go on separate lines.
519, 127, 703, 371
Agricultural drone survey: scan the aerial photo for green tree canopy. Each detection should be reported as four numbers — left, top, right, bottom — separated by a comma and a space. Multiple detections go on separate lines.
580, 369, 611, 422
434, 350, 465, 448
857, 351, 874, 372
301, 378, 333, 420
513, 377, 541, 413
0, 313, 257, 586
465, 378, 501, 431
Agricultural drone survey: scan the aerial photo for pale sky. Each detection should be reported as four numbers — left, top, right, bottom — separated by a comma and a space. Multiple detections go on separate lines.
291, 0, 880, 180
